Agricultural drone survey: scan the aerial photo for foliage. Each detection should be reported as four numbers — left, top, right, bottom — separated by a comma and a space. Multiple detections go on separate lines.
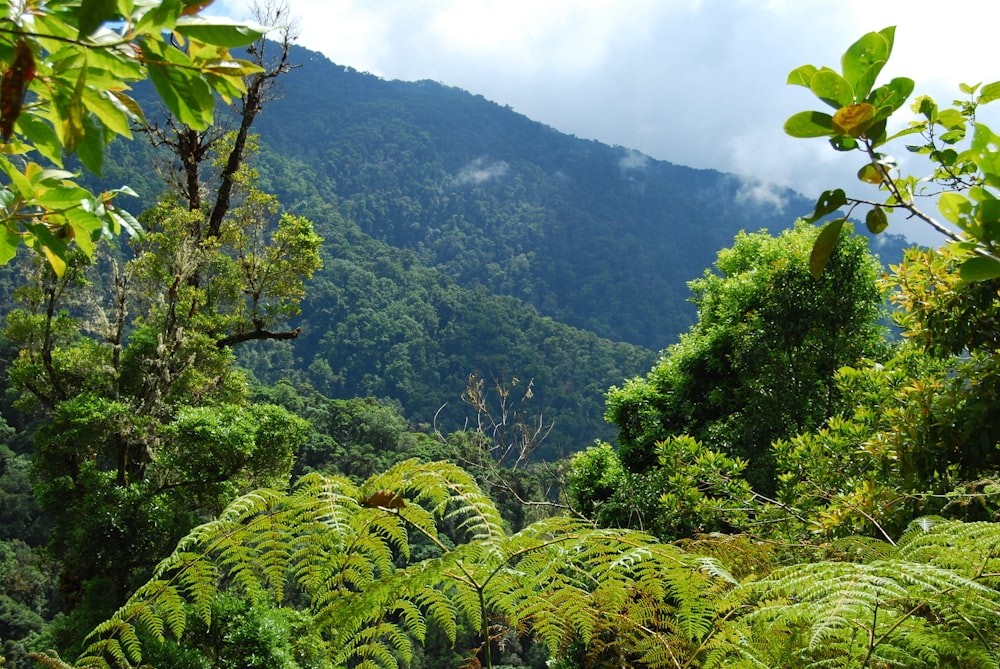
712, 518, 1000, 668
606, 223, 886, 491
786, 26, 1000, 280
567, 437, 753, 541
0, 0, 267, 272
100, 44, 911, 353
32, 459, 739, 669
3, 109, 319, 647
281, 210, 656, 457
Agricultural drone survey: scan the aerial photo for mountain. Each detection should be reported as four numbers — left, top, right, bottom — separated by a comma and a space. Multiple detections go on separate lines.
85, 43, 911, 453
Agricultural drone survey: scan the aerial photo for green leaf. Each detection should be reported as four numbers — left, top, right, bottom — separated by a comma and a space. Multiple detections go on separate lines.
811, 69, 854, 109
884, 125, 924, 143
865, 206, 888, 234
877, 26, 896, 54
938, 192, 972, 225
829, 136, 858, 151
204, 58, 264, 78
142, 42, 215, 130
78, 0, 120, 38
810, 218, 845, 278
24, 221, 70, 270
804, 188, 847, 223
109, 90, 147, 126
77, 114, 105, 176
0, 225, 20, 265
81, 87, 134, 138
841, 31, 891, 99
936, 108, 965, 130
83, 44, 144, 81
35, 185, 94, 209
969, 123, 1000, 187
62, 65, 89, 153
0, 156, 36, 199
980, 81, 1000, 105
15, 113, 62, 165
109, 206, 143, 237
787, 64, 818, 87
174, 17, 266, 47
784, 111, 834, 138
870, 77, 914, 114
958, 255, 1000, 281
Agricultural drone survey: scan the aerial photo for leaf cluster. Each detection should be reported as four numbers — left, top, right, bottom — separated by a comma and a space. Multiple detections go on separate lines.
0, 0, 267, 272
786, 26, 1000, 280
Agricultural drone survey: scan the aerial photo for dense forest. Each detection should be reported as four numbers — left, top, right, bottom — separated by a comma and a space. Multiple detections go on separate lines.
4, 7, 1000, 669
78, 41, 910, 451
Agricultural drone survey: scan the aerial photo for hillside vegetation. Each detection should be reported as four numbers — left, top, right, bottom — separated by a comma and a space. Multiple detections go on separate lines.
9, 11, 996, 669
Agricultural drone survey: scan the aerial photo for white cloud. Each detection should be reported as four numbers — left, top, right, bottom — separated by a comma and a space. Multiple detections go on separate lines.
735, 177, 787, 214
216, 0, 1000, 246
456, 157, 510, 185
618, 149, 649, 173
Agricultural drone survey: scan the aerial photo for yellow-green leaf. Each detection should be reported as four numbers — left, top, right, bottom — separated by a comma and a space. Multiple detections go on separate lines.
811, 69, 854, 109
938, 192, 972, 225
865, 207, 888, 234
0, 225, 20, 264
841, 31, 891, 99
787, 64, 818, 87
980, 81, 1000, 105
174, 17, 266, 47
857, 162, 885, 185
832, 103, 876, 138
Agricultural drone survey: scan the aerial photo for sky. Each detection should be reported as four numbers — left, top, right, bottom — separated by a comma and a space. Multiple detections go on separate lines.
215, 0, 1000, 246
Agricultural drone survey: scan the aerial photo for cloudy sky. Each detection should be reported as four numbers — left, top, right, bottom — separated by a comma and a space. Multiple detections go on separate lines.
216, 0, 1000, 245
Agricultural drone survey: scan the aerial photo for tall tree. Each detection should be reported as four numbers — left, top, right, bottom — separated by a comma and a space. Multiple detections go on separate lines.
1, 2, 322, 640
606, 222, 886, 491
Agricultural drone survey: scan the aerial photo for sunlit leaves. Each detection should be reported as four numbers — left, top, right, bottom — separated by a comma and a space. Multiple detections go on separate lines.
174, 16, 268, 47
785, 26, 1000, 279
939, 192, 972, 225
811, 69, 854, 109
980, 80, 1000, 105
841, 28, 891, 100
0, 0, 266, 274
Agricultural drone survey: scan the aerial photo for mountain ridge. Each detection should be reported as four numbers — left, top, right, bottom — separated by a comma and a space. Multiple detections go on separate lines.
82, 42, 911, 453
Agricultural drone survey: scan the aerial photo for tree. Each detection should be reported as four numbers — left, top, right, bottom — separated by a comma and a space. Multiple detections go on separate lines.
1, 2, 321, 638
784, 26, 1000, 281
0, 0, 268, 273
606, 222, 886, 492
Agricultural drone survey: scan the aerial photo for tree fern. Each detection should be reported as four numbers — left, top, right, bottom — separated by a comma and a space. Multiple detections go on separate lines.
41, 457, 1000, 669
710, 518, 1000, 668
43, 459, 745, 668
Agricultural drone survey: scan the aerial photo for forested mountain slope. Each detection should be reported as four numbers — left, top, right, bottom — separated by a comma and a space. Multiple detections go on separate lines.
246, 207, 657, 459
83, 43, 910, 451
253, 45, 862, 349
